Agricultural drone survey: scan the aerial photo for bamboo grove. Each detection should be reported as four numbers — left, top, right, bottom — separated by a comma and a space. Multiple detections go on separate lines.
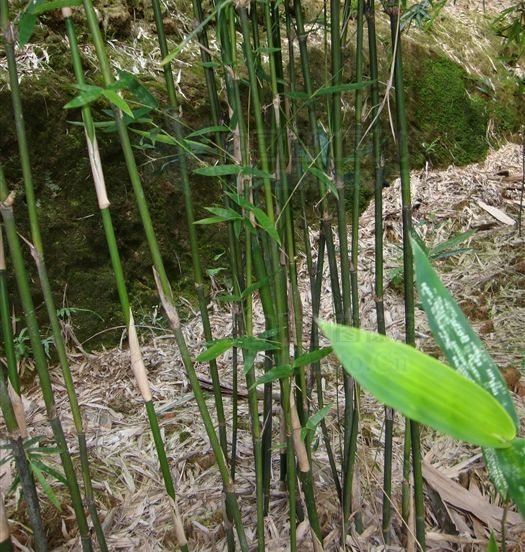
0, 0, 518, 550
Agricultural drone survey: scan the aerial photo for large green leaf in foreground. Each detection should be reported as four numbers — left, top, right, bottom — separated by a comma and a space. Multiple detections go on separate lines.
318, 322, 516, 449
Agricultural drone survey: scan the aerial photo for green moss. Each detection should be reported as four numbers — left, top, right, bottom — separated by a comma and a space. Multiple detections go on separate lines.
406, 55, 489, 167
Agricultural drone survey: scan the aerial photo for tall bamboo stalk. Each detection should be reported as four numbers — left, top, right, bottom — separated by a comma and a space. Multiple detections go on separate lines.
149, 3, 235, 548
365, 0, 394, 541
79, 3, 248, 546
386, 2, 425, 548
235, 4, 300, 547
0, 171, 93, 551
61, 9, 189, 549
0, 5, 99, 548
342, 0, 365, 533
0, 216, 46, 551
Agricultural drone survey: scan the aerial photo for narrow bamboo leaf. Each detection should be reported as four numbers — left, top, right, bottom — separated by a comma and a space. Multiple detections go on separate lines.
313, 80, 375, 96
115, 70, 159, 109
430, 229, 475, 257
253, 365, 293, 388
101, 89, 134, 117
284, 91, 309, 100
412, 238, 519, 428
187, 125, 231, 138
194, 164, 242, 177
30, 461, 61, 511
131, 128, 178, 146
487, 533, 498, 552
201, 207, 242, 222
494, 438, 525, 517
306, 403, 334, 430
216, 293, 241, 303
251, 206, 281, 245
242, 348, 257, 376
318, 322, 516, 448
234, 335, 279, 353
31, 0, 82, 14
196, 339, 233, 362
293, 347, 333, 369
301, 403, 335, 441
307, 166, 337, 196
240, 277, 269, 299
17, 13, 37, 46
64, 85, 104, 109
30, 459, 67, 486
193, 216, 233, 225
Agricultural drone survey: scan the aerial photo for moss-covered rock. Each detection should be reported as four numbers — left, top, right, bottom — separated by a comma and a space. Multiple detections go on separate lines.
405, 54, 489, 167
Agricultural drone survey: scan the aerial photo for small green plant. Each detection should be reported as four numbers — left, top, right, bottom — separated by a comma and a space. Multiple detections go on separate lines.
0, 436, 66, 511
389, 225, 474, 291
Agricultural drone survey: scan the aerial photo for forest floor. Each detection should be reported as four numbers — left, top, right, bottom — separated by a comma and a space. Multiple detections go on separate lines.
1, 144, 525, 550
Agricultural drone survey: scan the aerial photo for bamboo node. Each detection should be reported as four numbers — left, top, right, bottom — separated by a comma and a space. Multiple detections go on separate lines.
234, 0, 250, 10
3, 23, 17, 45
0, 191, 16, 208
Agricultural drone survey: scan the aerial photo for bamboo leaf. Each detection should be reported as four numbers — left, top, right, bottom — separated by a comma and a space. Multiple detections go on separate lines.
313, 80, 375, 96
196, 339, 233, 362
412, 238, 519, 428
251, 206, 281, 245
64, 85, 104, 109
253, 365, 293, 388
235, 335, 279, 355
307, 166, 337, 196
30, 461, 61, 511
101, 89, 134, 117
31, 0, 82, 15
194, 164, 242, 177
293, 347, 333, 369
318, 322, 516, 448
18, 12, 38, 46
30, 459, 67, 486
115, 70, 159, 109
187, 125, 231, 138
487, 533, 498, 552
494, 438, 525, 517
306, 403, 334, 431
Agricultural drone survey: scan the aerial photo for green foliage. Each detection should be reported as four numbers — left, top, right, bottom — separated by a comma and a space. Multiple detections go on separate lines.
1, 435, 66, 510
319, 322, 516, 448
407, 56, 489, 166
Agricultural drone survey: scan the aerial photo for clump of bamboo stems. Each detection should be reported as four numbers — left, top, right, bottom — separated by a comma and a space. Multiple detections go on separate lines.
0, 1, 434, 549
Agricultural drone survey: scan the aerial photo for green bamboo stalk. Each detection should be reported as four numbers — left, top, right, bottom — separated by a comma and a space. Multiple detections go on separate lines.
149, 3, 234, 547
0, 173, 92, 552
208, 2, 268, 540
386, 2, 425, 548
154, 274, 248, 551
342, 0, 365, 533
329, 0, 356, 529
79, 6, 247, 541
293, 0, 344, 325
62, 10, 189, 550
236, 5, 298, 548
365, 0, 394, 541
261, 3, 322, 546
0, 223, 46, 551
1, 5, 108, 546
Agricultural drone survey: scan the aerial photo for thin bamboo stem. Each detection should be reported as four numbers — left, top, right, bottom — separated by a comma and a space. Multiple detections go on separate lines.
386, 3, 425, 548
62, 10, 189, 549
